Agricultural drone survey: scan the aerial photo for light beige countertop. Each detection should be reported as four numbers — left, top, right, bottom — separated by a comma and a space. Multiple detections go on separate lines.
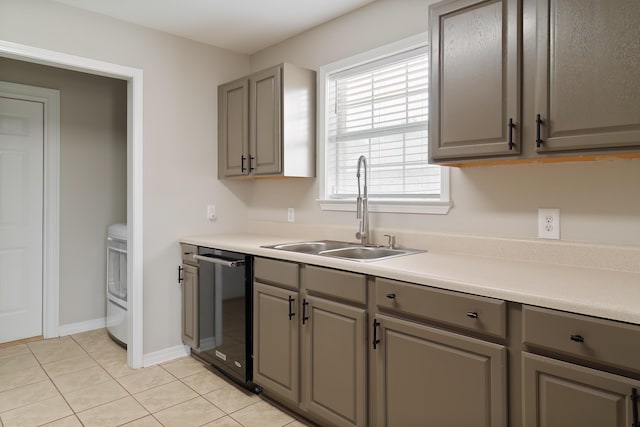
181, 232, 640, 325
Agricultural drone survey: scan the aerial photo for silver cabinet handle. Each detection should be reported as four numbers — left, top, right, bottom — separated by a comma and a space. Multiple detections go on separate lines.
193, 254, 244, 268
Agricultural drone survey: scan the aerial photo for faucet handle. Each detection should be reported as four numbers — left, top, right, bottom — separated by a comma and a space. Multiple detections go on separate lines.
384, 234, 396, 249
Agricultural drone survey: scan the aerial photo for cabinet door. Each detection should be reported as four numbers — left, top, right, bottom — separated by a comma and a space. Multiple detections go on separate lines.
218, 78, 249, 178
181, 264, 198, 348
375, 314, 507, 427
429, 0, 521, 161
302, 296, 367, 427
253, 282, 299, 404
534, 0, 640, 152
523, 352, 640, 427
250, 65, 282, 176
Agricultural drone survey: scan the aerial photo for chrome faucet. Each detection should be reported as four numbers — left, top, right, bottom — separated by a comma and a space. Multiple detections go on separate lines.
355, 155, 369, 245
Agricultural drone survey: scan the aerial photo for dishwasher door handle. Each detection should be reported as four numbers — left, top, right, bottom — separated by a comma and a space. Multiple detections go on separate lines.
193, 254, 244, 268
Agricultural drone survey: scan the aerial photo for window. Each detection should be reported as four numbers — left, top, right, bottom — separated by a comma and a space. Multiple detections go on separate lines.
318, 35, 450, 214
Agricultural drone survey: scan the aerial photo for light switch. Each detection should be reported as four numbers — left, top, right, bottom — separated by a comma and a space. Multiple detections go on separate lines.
207, 204, 216, 221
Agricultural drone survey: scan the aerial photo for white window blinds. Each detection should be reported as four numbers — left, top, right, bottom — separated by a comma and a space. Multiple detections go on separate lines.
326, 46, 440, 199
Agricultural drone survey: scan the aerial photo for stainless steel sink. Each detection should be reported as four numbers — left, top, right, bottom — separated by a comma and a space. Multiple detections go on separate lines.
319, 246, 421, 261
262, 240, 422, 262
263, 240, 355, 254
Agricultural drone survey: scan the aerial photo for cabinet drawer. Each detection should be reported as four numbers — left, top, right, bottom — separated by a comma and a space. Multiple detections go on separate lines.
254, 257, 298, 290
181, 244, 197, 266
375, 278, 506, 339
523, 305, 640, 373
304, 265, 366, 305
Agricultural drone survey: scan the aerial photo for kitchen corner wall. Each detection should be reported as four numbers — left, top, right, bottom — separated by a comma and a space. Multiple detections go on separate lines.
0, 0, 251, 354
0, 57, 127, 327
248, 0, 640, 248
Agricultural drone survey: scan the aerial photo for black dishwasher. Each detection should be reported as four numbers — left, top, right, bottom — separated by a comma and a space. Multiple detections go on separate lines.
191, 247, 259, 392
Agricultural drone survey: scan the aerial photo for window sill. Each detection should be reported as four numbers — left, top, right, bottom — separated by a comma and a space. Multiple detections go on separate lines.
317, 199, 451, 215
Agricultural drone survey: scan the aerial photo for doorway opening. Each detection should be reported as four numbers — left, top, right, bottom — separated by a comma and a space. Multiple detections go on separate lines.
0, 40, 144, 368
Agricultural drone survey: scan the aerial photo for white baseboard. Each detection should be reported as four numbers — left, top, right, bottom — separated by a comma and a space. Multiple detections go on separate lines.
58, 317, 106, 336
143, 344, 190, 367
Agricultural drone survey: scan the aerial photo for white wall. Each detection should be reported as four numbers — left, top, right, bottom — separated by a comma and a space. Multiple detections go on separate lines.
0, 58, 127, 326
248, 0, 640, 247
0, 0, 251, 353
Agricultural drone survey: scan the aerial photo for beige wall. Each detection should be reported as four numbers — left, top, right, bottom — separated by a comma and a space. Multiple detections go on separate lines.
0, 58, 127, 326
0, 0, 251, 353
2, 0, 638, 358
248, 0, 640, 247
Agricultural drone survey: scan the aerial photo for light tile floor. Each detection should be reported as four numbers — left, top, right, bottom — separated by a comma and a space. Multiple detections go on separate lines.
0, 329, 310, 427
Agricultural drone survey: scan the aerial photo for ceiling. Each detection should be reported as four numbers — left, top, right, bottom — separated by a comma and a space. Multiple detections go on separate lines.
52, 0, 377, 55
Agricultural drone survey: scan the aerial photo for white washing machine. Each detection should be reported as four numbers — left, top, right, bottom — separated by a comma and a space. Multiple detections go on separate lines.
106, 223, 127, 346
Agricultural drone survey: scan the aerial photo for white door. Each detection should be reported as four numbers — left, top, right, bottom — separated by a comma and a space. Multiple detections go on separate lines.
0, 96, 44, 343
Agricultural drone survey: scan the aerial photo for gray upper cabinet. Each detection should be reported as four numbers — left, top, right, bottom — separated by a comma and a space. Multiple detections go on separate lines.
218, 78, 249, 178
250, 66, 282, 176
218, 63, 316, 179
429, 0, 521, 161
534, 0, 640, 153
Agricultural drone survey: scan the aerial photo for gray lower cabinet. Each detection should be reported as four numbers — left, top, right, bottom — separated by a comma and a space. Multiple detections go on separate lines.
302, 295, 367, 427
180, 244, 198, 348
522, 304, 640, 426
522, 352, 640, 427
252, 259, 367, 427
252, 281, 299, 405
374, 314, 508, 427
181, 264, 198, 348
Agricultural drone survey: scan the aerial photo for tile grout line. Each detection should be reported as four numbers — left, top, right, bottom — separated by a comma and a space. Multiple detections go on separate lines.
4, 332, 307, 427
69, 332, 152, 425
25, 337, 83, 426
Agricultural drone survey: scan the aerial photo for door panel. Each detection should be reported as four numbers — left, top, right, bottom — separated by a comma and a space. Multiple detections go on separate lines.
250, 65, 282, 175
430, 0, 521, 160
303, 296, 367, 427
535, 0, 640, 152
522, 352, 640, 427
218, 78, 248, 178
0, 96, 44, 343
253, 282, 299, 404
181, 264, 198, 348
376, 314, 507, 427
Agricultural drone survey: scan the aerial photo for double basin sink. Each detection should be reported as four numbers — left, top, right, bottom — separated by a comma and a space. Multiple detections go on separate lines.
262, 240, 422, 262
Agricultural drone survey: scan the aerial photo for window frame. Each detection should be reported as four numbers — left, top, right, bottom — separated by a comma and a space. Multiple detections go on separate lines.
317, 33, 451, 215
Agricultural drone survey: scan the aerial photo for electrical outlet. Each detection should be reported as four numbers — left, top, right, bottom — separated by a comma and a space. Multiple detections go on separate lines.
287, 208, 295, 223
538, 208, 560, 239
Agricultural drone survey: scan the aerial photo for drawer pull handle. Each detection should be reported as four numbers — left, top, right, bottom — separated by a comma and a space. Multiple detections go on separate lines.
570, 334, 584, 343
288, 296, 295, 320
466, 312, 478, 319
386, 293, 396, 299
302, 299, 309, 325
508, 118, 515, 150
536, 114, 544, 148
